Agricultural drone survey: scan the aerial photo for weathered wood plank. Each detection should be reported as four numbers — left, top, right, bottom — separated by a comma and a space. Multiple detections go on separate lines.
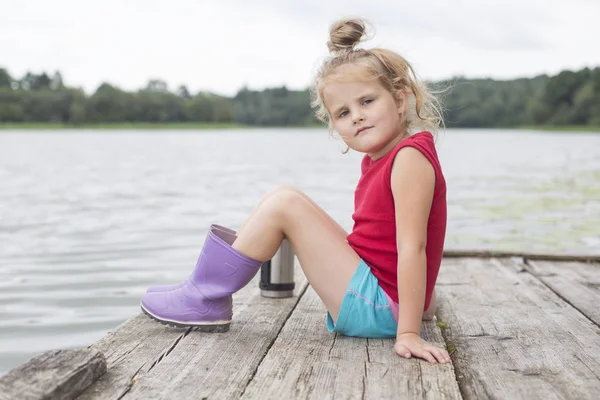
88, 265, 308, 399
0, 349, 106, 400
526, 261, 600, 326
241, 286, 462, 399
78, 263, 306, 400
443, 250, 600, 263
437, 257, 600, 400
77, 314, 190, 399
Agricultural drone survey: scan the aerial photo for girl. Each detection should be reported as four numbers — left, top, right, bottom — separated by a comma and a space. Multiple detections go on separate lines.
141, 18, 450, 365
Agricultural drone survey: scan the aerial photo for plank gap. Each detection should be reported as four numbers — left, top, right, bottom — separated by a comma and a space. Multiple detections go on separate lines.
238, 282, 310, 399
523, 259, 600, 329
436, 310, 467, 400
115, 361, 147, 400
438, 257, 600, 399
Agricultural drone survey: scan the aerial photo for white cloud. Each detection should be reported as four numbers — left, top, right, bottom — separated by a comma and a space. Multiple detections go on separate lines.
2, 0, 599, 96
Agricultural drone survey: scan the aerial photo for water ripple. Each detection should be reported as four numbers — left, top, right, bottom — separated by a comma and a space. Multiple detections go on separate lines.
0, 128, 599, 374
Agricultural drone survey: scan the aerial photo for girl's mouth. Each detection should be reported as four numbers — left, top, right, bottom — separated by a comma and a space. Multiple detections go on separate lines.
356, 126, 372, 135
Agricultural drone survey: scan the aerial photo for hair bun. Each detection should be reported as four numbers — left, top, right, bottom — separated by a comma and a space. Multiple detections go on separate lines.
327, 19, 367, 54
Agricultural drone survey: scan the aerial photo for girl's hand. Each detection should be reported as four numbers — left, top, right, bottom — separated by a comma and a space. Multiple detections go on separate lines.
395, 333, 451, 364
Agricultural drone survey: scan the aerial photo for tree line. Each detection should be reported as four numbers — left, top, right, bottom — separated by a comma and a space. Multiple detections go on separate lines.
0, 66, 599, 127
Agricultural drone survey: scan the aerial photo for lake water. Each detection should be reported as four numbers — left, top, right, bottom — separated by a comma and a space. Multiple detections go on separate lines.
1, 128, 599, 374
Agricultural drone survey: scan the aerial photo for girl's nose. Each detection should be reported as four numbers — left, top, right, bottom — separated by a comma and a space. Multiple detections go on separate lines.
352, 113, 364, 124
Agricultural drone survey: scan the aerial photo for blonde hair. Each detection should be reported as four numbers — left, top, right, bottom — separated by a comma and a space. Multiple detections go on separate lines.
310, 18, 444, 135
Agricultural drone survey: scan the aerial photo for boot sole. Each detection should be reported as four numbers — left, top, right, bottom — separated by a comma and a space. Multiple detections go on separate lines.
141, 305, 231, 332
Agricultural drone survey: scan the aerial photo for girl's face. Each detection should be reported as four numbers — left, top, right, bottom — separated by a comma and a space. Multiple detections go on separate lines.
323, 79, 407, 160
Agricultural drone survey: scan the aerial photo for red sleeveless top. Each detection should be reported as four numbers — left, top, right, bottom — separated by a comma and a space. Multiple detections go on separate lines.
346, 131, 447, 311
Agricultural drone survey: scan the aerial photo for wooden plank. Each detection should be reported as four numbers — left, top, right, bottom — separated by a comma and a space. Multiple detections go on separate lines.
84, 265, 308, 399
0, 349, 106, 400
241, 286, 462, 399
526, 260, 600, 326
443, 250, 600, 263
77, 314, 190, 399
436, 257, 600, 400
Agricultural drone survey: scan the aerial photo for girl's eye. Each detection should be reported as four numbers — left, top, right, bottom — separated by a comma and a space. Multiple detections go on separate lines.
363, 99, 373, 105
339, 110, 348, 118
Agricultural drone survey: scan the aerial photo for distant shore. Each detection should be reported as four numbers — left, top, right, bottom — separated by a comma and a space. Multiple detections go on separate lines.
0, 123, 599, 132
515, 125, 600, 133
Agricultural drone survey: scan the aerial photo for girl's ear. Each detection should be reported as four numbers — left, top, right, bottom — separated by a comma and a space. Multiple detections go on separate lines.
395, 90, 407, 115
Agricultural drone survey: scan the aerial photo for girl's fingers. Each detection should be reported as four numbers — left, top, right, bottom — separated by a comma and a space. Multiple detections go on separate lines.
418, 350, 437, 364
427, 346, 450, 363
433, 349, 450, 363
397, 343, 451, 364
395, 343, 411, 359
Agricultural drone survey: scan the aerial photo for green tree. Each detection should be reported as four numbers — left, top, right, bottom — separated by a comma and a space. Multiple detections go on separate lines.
50, 71, 64, 90
85, 83, 135, 122
177, 85, 191, 99
187, 93, 216, 122
0, 68, 12, 88
69, 90, 86, 125
0, 64, 598, 128
0, 88, 24, 121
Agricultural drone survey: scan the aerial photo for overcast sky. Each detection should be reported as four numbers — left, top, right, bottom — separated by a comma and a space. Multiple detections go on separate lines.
3, 0, 600, 96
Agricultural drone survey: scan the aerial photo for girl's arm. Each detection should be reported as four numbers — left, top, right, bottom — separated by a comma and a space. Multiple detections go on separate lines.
390, 147, 449, 364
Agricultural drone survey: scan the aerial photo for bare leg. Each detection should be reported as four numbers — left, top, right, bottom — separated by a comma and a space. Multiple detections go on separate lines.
422, 289, 436, 321
232, 186, 360, 322
237, 185, 347, 239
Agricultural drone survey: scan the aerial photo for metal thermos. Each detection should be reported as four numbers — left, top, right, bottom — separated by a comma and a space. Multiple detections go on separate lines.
260, 239, 295, 298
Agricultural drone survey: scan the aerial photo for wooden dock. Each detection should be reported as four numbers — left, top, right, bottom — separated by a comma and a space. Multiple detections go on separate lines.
2, 252, 600, 399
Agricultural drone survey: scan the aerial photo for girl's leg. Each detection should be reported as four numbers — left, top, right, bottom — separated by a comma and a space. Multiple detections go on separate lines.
240, 187, 437, 321
233, 186, 360, 322
237, 185, 348, 239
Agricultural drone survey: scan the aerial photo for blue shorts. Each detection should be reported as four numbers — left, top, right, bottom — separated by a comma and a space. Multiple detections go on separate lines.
326, 260, 398, 338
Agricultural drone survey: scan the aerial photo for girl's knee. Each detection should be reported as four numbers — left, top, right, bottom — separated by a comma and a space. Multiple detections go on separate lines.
260, 187, 307, 220
258, 185, 295, 204
273, 187, 305, 207
261, 185, 305, 207
266, 185, 303, 197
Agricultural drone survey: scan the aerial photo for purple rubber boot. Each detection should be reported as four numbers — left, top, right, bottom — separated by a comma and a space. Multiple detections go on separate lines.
146, 224, 237, 293
140, 227, 262, 331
